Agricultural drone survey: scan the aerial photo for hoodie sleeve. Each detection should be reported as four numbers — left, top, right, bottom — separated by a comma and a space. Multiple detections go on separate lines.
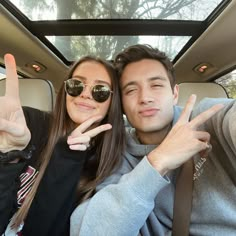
193, 98, 236, 183
70, 156, 169, 236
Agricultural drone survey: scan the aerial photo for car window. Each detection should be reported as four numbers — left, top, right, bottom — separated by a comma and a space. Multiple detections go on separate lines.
0, 65, 24, 81
215, 69, 236, 99
0, 66, 6, 80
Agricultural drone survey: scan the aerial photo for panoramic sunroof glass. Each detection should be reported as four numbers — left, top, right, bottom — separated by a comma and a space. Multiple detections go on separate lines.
10, 0, 223, 21
46, 35, 190, 61
7, 0, 226, 61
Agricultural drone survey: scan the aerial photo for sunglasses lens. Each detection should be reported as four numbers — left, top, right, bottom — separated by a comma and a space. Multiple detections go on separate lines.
92, 85, 111, 102
65, 79, 84, 97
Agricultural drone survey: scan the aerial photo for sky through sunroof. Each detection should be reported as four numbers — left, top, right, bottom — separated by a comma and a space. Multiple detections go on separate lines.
9, 0, 224, 61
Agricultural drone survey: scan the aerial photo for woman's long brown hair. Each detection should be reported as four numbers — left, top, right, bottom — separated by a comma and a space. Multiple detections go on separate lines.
12, 56, 125, 228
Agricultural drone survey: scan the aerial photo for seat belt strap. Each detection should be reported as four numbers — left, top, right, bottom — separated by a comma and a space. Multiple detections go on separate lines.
172, 158, 194, 236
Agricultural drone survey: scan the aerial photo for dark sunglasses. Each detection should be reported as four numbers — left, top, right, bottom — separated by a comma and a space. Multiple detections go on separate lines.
64, 78, 113, 103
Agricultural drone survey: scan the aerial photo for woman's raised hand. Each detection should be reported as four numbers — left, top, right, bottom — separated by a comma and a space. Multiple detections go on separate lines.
67, 115, 112, 151
0, 54, 31, 152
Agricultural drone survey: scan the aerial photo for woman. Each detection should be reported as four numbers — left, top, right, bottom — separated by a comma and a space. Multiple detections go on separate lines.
0, 54, 125, 235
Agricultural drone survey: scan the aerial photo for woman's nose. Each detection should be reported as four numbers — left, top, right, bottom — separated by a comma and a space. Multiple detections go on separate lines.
80, 85, 92, 99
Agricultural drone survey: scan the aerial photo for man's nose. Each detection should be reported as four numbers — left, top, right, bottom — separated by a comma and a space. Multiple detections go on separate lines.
139, 88, 154, 104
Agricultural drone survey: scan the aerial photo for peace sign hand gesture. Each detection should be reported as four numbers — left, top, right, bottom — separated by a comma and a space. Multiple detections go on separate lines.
148, 95, 224, 176
0, 54, 31, 152
67, 115, 112, 151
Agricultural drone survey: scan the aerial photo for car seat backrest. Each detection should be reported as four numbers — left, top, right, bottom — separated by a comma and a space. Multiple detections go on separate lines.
0, 78, 56, 111
177, 82, 228, 107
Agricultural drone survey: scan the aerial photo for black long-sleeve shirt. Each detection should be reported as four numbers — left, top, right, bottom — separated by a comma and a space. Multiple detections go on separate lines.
0, 107, 50, 234
23, 136, 88, 236
0, 107, 90, 235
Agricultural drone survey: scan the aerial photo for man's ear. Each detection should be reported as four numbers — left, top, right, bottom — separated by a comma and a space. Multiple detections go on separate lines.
173, 84, 179, 105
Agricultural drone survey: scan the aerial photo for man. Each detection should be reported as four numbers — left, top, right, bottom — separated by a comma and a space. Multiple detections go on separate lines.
70, 44, 235, 235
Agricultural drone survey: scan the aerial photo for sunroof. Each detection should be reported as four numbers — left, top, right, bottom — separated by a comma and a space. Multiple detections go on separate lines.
7, 0, 227, 62
46, 35, 190, 61
9, 0, 223, 21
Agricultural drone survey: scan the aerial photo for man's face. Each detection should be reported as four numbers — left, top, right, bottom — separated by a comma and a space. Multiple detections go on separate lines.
120, 59, 178, 135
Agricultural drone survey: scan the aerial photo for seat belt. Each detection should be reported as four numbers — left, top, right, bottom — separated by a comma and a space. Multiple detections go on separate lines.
172, 158, 194, 236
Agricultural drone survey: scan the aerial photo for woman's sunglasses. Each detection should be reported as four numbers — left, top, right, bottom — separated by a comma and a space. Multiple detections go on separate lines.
64, 78, 113, 103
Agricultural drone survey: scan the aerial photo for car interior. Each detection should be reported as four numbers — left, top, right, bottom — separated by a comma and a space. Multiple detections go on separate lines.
0, 78, 56, 111
0, 0, 235, 112
0, 2, 235, 236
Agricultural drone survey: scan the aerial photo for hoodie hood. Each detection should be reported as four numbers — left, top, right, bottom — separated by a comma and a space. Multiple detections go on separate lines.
125, 105, 183, 158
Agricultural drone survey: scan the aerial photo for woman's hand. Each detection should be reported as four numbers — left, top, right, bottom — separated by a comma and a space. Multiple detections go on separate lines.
0, 54, 31, 152
67, 115, 112, 151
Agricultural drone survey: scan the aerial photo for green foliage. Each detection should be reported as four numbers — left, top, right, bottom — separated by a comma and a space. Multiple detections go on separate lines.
215, 71, 236, 99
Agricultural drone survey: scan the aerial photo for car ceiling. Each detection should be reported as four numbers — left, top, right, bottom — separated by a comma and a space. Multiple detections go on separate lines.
175, 0, 236, 84
0, 0, 236, 92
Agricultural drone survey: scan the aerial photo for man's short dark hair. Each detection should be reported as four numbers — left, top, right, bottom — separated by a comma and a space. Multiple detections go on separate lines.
114, 44, 176, 88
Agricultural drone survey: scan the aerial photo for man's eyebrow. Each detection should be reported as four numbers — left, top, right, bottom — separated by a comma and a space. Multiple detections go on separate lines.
122, 76, 168, 90
148, 76, 168, 82
122, 81, 137, 90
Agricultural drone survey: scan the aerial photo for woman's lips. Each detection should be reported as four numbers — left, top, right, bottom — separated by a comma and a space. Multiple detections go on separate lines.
75, 102, 95, 110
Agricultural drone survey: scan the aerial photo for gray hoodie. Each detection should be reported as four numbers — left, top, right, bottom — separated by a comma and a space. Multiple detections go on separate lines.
71, 98, 236, 236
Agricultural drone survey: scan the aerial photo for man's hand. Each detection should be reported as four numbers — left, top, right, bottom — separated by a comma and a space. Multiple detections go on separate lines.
0, 54, 31, 152
147, 94, 224, 175
67, 115, 112, 151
